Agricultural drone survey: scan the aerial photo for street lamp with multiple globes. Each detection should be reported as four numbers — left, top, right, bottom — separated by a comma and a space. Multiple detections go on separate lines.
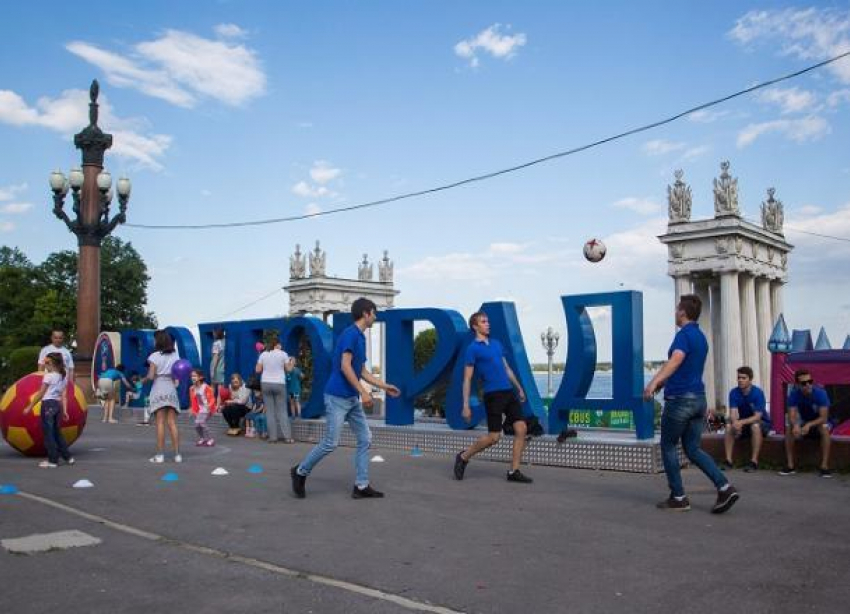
540, 326, 560, 398
47, 80, 132, 382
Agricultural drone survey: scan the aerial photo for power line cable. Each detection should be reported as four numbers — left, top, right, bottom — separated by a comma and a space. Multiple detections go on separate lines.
125, 51, 850, 231
216, 287, 283, 319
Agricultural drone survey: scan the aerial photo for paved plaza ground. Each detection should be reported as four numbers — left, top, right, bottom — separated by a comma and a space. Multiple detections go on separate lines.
1, 415, 849, 614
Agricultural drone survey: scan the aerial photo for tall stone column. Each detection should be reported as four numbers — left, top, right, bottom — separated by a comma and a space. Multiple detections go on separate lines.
710, 282, 723, 406
770, 281, 785, 327
755, 278, 773, 396
719, 271, 744, 413
739, 274, 761, 385
694, 281, 716, 410
674, 275, 692, 304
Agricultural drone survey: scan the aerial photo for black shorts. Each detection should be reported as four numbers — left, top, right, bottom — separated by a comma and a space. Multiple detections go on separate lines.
483, 390, 523, 433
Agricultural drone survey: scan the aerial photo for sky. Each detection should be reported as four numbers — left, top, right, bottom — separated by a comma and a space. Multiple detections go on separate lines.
1, 1, 849, 365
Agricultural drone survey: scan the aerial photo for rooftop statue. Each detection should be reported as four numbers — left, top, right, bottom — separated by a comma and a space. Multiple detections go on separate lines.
713, 161, 740, 217
667, 169, 692, 224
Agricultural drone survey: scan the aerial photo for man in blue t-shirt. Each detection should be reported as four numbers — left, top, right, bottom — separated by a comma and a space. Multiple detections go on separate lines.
723, 366, 770, 472
453, 311, 533, 484
644, 294, 738, 514
291, 298, 401, 499
780, 369, 833, 478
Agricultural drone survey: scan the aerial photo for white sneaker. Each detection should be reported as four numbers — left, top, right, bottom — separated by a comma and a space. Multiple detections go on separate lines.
174, 454, 183, 463
149, 454, 165, 464
38, 460, 58, 468
66, 457, 76, 466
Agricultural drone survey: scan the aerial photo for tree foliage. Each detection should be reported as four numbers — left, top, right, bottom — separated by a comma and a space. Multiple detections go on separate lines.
413, 328, 448, 416
0, 238, 157, 387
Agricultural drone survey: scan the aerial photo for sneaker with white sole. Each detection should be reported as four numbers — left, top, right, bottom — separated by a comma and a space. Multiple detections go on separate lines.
149, 454, 165, 464
66, 457, 76, 466
204, 439, 215, 447
711, 486, 740, 514
174, 454, 183, 463
38, 460, 58, 468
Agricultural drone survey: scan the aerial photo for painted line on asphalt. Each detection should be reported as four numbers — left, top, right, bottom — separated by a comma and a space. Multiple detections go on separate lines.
16, 490, 464, 614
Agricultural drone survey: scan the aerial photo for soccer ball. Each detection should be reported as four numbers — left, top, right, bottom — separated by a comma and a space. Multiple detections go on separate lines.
583, 238, 607, 263
0, 372, 88, 457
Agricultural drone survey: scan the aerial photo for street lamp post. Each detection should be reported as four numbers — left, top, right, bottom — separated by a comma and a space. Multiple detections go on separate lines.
540, 327, 560, 398
48, 80, 131, 383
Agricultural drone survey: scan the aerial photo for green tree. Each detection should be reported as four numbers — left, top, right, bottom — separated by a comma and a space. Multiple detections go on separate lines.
413, 328, 449, 417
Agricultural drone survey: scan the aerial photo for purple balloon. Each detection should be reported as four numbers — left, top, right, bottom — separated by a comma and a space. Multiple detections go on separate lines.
172, 359, 193, 380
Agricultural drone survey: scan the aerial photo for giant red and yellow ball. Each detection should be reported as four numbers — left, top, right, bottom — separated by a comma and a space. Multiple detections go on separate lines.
0, 372, 88, 457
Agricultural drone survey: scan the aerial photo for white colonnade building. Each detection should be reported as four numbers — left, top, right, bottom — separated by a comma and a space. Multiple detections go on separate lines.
658, 162, 793, 410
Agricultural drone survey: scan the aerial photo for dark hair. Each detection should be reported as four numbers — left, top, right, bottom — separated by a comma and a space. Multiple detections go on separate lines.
677, 294, 702, 321
191, 368, 205, 380
154, 329, 175, 354
351, 297, 377, 320
116, 363, 125, 372
468, 311, 486, 330
737, 366, 754, 380
46, 352, 67, 379
214, 328, 224, 340
794, 368, 811, 383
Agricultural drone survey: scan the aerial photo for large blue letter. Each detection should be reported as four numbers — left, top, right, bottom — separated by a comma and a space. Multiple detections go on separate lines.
277, 316, 333, 419
549, 291, 654, 440
166, 326, 200, 409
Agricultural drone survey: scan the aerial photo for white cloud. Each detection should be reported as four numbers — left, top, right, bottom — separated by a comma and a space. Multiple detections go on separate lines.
488, 242, 526, 255
309, 160, 341, 184
758, 86, 817, 114
642, 139, 685, 156
67, 27, 265, 108
827, 88, 850, 107
785, 202, 850, 282
681, 145, 710, 162
305, 203, 322, 216
0, 202, 32, 214
0, 182, 27, 201
687, 109, 731, 123
0, 221, 14, 232
736, 115, 830, 147
0, 88, 172, 170
291, 181, 331, 198
798, 204, 823, 216
613, 197, 662, 215
455, 24, 527, 68
215, 23, 247, 39
729, 8, 850, 83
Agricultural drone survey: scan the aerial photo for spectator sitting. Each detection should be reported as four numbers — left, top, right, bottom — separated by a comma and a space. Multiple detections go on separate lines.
780, 369, 833, 478
723, 366, 770, 472
222, 374, 253, 436
245, 390, 267, 439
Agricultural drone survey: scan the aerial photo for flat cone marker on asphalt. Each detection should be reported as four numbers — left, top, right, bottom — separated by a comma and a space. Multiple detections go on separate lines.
247, 464, 263, 474
72, 479, 94, 488
370, 455, 385, 463
0, 484, 18, 495
211, 467, 229, 476
161, 473, 179, 482
411, 446, 423, 457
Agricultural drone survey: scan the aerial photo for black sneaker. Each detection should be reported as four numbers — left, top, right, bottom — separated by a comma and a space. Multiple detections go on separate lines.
453, 451, 468, 480
778, 466, 796, 476
711, 486, 739, 514
290, 465, 306, 499
556, 428, 578, 443
352, 485, 384, 499
819, 468, 833, 479
506, 469, 533, 483
744, 461, 758, 472
721, 460, 734, 470
656, 496, 691, 511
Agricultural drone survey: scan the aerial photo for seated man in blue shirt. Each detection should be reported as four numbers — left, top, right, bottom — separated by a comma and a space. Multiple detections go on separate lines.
780, 369, 833, 478
723, 366, 770, 472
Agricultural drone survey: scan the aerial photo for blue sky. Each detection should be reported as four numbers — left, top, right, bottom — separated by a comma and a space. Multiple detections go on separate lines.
2, 1, 849, 365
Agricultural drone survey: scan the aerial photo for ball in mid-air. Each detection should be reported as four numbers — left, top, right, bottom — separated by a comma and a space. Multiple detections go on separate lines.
0, 372, 88, 457
583, 238, 607, 263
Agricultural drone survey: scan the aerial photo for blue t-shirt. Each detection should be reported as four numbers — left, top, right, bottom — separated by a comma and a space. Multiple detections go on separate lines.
787, 386, 831, 423
464, 338, 512, 394
729, 385, 770, 427
325, 324, 367, 399
286, 367, 303, 396
664, 322, 707, 396
101, 368, 124, 381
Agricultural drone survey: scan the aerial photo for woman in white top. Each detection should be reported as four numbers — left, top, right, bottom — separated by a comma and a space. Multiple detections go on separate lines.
24, 352, 75, 468
145, 330, 182, 463
256, 336, 293, 443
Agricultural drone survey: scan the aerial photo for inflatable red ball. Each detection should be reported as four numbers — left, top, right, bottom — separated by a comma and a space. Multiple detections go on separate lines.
0, 372, 88, 457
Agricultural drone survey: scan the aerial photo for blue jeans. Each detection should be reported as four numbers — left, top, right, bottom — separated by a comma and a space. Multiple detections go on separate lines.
298, 394, 372, 488
246, 411, 266, 435
41, 400, 71, 464
661, 393, 727, 497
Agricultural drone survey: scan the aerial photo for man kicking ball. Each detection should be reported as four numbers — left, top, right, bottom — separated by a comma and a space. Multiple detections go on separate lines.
454, 311, 533, 483
291, 298, 400, 499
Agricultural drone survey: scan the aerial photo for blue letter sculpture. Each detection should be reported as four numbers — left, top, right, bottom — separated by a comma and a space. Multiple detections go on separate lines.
548, 291, 654, 440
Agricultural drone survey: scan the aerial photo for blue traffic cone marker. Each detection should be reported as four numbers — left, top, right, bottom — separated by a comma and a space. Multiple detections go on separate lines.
410, 445, 423, 457
0, 484, 19, 495
248, 464, 263, 474
161, 472, 179, 482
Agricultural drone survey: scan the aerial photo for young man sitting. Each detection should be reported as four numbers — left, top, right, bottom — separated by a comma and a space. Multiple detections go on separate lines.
723, 366, 770, 472
780, 369, 833, 478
